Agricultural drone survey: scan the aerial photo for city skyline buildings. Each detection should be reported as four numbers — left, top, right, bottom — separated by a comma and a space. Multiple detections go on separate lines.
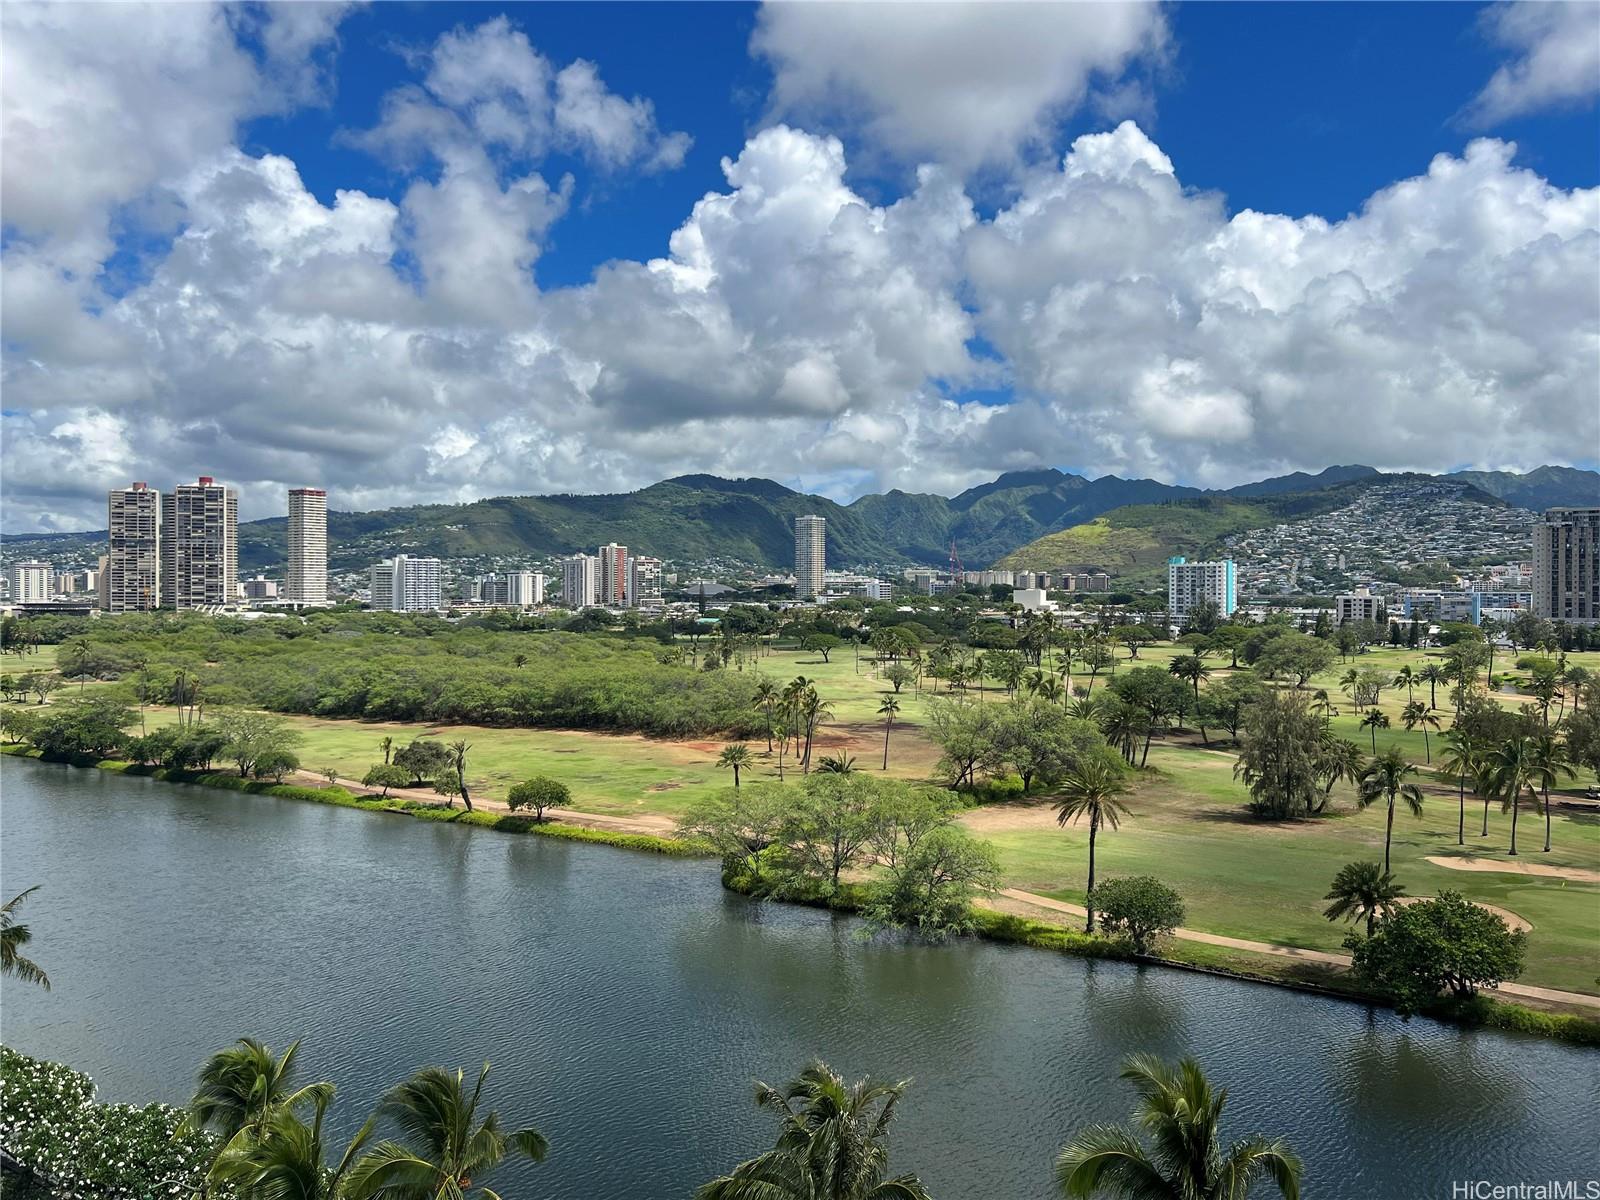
1533, 507, 1600, 626
104, 482, 161, 613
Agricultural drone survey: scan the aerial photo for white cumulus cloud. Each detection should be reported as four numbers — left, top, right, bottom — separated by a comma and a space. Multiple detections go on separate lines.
1466, 1, 1600, 125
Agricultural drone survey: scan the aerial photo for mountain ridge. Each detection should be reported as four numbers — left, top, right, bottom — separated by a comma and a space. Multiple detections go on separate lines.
3, 465, 1594, 574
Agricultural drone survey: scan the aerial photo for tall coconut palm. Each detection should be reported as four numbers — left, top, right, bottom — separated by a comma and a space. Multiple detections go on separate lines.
1357, 747, 1424, 874
0, 886, 49, 990
1439, 729, 1484, 846
698, 1061, 930, 1200
379, 736, 395, 765
1322, 861, 1406, 937
1052, 755, 1133, 934
1169, 654, 1209, 699
1489, 736, 1539, 856
878, 696, 900, 771
1400, 700, 1440, 763
1527, 732, 1576, 854
184, 1038, 330, 1143
344, 1065, 547, 1200
1056, 1055, 1301, 1200
1418, 663, 1446, 710
1393, 665, 1416, 704
754, 678, 780, 752
1358, 710, 1390, 753
718, 743, 753, 788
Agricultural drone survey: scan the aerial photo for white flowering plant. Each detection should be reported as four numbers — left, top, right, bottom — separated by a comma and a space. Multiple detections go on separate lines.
0, 1045, 222, 1199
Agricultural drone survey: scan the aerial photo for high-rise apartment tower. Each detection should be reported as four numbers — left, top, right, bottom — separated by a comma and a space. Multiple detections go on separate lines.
286, 487, 328, 604
794, 515, 826, 600
106, 483, 161, 613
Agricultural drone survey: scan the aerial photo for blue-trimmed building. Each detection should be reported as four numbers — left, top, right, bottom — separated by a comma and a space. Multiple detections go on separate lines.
1167, 556, 1237, 629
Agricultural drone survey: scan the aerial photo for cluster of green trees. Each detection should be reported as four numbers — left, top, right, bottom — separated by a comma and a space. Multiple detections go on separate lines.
678, 775, 1000, 937
1322, 862, 1527, 1017
2, 613, 765, 738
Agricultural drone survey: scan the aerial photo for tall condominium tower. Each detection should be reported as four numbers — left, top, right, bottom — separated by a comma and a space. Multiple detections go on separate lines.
368, 555, 442, 611
286, 487, 328, 604
506, 570, 545, 607
106, 482, 161, 613
562, 554, 598, 608
794, 515, 826, 600
598, 543, 628, 606
1533, 507, 1600, 624
627, 556, 663, 607
161, 476, 238, 610
1166, 556, 1237, 629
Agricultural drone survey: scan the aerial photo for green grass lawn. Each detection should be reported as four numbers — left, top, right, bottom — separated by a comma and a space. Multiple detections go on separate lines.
974, 740, 1600, 994
14, 637, 1599, 993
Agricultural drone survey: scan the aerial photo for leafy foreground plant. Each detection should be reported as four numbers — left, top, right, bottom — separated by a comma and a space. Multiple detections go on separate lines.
1, 885, 50, 990
698, 1060, 932, 1200
1056, 1055, 1301, 1200
0, 1045, 219, 1199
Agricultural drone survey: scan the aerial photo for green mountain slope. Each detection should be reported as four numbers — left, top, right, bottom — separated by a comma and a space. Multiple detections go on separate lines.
4, 466, 1590, 575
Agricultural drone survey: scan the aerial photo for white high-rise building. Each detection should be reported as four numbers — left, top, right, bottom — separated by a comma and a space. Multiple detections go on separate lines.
1166, 557, 1237, 629
506, 570, 545, 607
161, 476, 238, 610
286, 487, 328, 604
598, 543, 628, 606
794, 515, 826, 600
562, 554, 598, 608
627, 556, 663, 607
369, 555, 442, 611
106, 483, 161, 613
1533, 507, 1600, 625
5, 562, 52, 603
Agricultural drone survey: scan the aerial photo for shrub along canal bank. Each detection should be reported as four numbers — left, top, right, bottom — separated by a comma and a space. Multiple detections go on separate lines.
4, 744, 1597, 1047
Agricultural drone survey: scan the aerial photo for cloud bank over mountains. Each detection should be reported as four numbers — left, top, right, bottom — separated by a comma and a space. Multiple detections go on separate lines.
2, 2, 1597, 532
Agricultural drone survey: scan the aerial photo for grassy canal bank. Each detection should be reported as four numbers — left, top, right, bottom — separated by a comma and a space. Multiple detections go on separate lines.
7, 744, 1597, 1047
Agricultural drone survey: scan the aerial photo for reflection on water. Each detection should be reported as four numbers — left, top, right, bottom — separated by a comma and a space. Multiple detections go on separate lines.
3, 758, 1596, 1200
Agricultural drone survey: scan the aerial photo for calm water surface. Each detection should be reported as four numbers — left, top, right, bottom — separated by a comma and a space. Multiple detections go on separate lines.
2, 759, 1597, 1199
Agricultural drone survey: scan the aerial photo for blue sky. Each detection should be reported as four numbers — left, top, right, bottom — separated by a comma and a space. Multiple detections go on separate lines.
243, 2, 1599, 288
2, 1, 1597, 529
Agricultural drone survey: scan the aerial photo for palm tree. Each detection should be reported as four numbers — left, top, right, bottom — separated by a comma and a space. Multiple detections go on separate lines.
1417, 663, 1446, 710
184, 1038, 328, 1143
754, 677, 780, 751
1357, 747, 1424, 874
345, 1065, 547, 1200
1052, 755, 1132, 934
698, 1061, 930, 1200
1358, 710, 1390, 753
1393, 665, 1416, 704
878, 696, 899, 771
447, 740, 473, 812
1339, 667, 1362, 709
1489, 736, 1539, 856
1322, 861, 1406, 937
718, 743, 753, 788
1310, 690, 1338, 729
1169, 654, 1209, 699
1056, 1055, 1301, 1200
379, 736, 394, 766
1400, 700, 1440, 763
1527, 732, 1577, 854
1439, 729, 1484, 846
1313, 738, 1365, 813
815, 753, 857, 774
1, 886, 49, 990
208, 1086, 375, 1200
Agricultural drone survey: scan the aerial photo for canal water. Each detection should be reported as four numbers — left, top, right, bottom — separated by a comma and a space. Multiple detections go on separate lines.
2, 759, 1596, 1198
